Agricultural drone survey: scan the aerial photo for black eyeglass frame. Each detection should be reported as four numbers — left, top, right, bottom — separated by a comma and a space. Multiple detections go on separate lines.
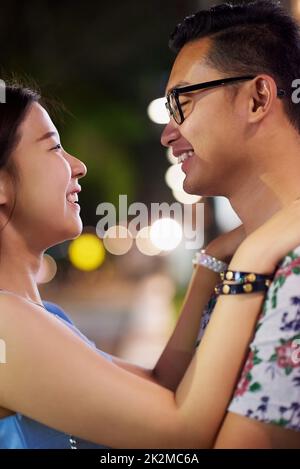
165, 75, 286, 125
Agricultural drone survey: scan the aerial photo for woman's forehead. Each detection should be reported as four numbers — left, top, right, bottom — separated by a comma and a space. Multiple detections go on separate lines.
18, 102, 57, 144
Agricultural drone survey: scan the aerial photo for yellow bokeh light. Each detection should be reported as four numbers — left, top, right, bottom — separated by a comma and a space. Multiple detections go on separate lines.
68, 234, 105, 271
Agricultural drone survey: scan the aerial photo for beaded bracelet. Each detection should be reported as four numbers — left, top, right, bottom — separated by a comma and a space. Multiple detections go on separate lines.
214, 279, 272, 296
220, 270, 274, 284
192, 249, 228, 273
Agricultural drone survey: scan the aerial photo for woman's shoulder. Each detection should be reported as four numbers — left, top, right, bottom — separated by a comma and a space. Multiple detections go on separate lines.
0, 293, 72, 324
0, 293, 64, 340
42, 301, 74, 325
0, 291, 34, 323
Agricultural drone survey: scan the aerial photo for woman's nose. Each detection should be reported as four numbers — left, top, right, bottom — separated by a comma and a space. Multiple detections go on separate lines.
77, 159, 87, 179
67, 153, 87, 179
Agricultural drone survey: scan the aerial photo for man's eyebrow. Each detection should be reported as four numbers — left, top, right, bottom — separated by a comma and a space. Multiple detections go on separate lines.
36, 131, 59, 142
165, 81, 190, 96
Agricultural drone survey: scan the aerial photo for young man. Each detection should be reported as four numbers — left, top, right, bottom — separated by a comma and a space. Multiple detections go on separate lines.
161, 0, 300, 447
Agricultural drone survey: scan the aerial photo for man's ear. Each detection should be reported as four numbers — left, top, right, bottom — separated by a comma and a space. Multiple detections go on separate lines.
248, 75, 278, 124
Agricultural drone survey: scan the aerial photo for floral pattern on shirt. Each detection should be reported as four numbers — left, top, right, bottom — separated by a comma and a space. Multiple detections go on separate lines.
197, 245, 300, 432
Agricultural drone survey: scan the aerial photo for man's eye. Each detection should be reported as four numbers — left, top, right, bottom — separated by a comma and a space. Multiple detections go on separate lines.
179, 101, 189, 108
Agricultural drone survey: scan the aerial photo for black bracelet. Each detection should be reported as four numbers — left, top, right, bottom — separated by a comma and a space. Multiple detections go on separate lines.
220, 270, 273, 284
214, 280, 271, 296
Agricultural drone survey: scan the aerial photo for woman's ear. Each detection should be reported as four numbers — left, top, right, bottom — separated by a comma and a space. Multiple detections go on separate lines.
0, 170, 10, 206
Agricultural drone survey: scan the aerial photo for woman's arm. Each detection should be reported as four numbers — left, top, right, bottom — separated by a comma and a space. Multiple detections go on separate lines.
150, 263, 221, 390
0, 248, 265, 449
113, 226, 246, 391
112, 263, 221, 389
1, 204, 299, 448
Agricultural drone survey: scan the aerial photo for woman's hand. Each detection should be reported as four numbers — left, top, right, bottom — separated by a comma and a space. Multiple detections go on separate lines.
230, 199, 300, 273
205, 224, 246, 264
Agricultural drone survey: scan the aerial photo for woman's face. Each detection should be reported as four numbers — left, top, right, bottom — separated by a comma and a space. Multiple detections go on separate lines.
8, 102, 87, 250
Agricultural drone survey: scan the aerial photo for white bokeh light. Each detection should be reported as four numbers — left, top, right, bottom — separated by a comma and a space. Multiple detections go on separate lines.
150, 218, 183, 251
103, 225, 133, 255
136, 227, 161, 256
214, 197, 242, 232
166, 147, 178, 165
172, 189, 201, 205
36, 254, 57, 284
165, 164, 185, 191
147, 98, 169, 124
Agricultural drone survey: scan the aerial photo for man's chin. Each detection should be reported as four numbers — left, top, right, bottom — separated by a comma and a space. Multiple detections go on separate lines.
183, 179, 202, 197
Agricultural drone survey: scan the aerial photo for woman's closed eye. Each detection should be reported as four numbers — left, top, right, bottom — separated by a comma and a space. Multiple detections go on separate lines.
50, 143, 62, 151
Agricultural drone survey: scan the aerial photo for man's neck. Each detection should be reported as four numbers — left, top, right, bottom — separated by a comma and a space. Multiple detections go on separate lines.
228, 137, 300, 234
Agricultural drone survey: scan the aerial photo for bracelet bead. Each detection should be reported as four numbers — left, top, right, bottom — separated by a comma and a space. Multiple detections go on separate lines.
220, 270, 273, 284
214, 279, 271, 296
192, 249, 228, 273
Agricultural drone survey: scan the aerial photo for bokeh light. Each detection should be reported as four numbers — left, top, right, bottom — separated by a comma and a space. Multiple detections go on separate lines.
165, 164, 185, 191
103, 225, 133, 255
36, 254, 57, 284
68, 233, 106, 271
150, 218, 183, 251
136, 226, 161, 256
172, 190, 201, 205
214, 197, 242, 232
166, 147, 177, 165
147, 98, 169, 124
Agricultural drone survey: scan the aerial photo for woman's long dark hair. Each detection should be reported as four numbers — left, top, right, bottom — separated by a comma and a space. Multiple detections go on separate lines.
0, 84, 40, 237
0, 84, 40, 173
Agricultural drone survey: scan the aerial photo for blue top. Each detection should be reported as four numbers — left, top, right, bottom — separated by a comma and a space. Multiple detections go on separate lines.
0, 301, 111, 449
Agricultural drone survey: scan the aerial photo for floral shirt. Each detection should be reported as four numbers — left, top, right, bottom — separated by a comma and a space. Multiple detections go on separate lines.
197, 245, 300, 432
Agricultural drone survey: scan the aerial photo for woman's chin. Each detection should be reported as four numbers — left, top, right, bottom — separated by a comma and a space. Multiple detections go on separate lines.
68, 222, 83, 239
58, 220, 83, 242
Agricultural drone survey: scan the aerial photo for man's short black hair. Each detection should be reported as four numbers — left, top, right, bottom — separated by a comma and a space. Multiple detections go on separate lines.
169, 0, 300, 132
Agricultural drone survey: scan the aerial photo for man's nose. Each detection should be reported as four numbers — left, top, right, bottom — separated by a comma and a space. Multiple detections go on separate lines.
160, 120, 181, 148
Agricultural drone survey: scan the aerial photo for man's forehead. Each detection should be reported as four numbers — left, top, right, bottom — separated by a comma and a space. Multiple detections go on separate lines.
165, 37, 212, 94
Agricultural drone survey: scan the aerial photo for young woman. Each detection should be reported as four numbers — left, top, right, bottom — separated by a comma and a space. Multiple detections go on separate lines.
0, 85, 299, 449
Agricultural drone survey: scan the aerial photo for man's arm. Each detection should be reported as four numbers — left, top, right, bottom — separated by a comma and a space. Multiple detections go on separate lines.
112, 263, 220, 389
151, 263, 220, 390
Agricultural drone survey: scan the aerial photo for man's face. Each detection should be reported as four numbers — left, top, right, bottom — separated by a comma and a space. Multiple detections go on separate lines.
161, 38, 247, 197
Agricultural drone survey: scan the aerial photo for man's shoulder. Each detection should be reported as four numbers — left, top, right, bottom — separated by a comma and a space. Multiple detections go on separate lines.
253, 245, 300, 337
271, 244, 300, 300
276, 244, 300, 271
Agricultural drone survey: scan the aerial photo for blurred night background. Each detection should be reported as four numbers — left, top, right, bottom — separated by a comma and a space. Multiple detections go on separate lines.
0, 0, 297, 365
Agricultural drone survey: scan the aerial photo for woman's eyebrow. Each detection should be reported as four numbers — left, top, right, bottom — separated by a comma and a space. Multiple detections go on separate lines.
35, 131, 59, 142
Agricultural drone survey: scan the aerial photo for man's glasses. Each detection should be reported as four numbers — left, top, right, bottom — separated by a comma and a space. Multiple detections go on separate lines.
165, 76, 286, 125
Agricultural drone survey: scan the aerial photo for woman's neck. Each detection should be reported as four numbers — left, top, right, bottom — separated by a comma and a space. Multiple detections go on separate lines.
0, 231, 43, 304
